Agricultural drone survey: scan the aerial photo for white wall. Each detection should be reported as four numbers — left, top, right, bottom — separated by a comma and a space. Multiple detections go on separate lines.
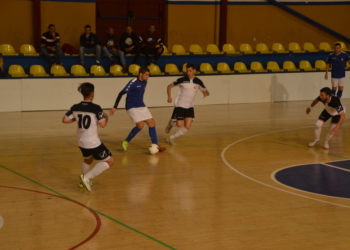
0, 72, 348, 112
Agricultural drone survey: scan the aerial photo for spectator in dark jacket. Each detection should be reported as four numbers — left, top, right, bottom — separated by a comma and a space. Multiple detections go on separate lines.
119, 26, 141, 65
41, 24, 62, 65
139, 24, 164, 65
79, 25, 101, 66
102, 27, 127, 72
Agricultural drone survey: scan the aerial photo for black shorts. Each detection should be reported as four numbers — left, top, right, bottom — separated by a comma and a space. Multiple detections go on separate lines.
171, 107, 195, 120
79, 143, 112, 161
318, 109, 340, 123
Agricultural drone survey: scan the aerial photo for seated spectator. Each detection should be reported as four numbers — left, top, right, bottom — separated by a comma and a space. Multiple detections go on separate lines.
139, 24, 164, 66
120, 26, 141, 65
41, 24, 62, 65
102, 27, 127, 73
79, 25, 101, 66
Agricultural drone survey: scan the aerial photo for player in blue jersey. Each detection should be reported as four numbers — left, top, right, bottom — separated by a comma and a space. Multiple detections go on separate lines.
109, 66, 166, 152
325, 43, 350, 98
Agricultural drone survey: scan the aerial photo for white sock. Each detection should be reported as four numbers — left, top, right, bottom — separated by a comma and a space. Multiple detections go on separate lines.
173, 127, 188, 138
314, 120, 323, 140
171, 120, 177, 127
325, 124, 337, 142
85, 162, 110, 179
82, 162, 90, 174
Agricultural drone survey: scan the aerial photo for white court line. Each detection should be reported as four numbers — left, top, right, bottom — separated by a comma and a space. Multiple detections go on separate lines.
221, 126, 350, 209
0, 215, 3, 229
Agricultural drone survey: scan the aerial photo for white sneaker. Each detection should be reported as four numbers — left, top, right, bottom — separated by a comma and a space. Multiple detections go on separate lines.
165, 119, 173, 134
324, 141, 330, 149
167, 136, 176, 145
80, 174, 92, 192
308, 139, 319, 147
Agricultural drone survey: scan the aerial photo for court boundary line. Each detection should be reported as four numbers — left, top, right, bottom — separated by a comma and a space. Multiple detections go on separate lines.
0, 165, 177, 250
221, 126, 350, 209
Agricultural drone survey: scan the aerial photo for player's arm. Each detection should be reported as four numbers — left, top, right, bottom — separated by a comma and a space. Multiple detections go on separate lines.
306, 98, 319, 114
167, 83, 173, 103
109, 91, 126, 115
99, 112, 109, 128
62, 116, 75, 123
202, 89, 209, 98
332, 112, 345, 134
325, 64, 330, 80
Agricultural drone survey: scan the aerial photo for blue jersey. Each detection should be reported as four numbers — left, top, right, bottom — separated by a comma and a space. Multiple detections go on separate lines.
326, 52, 350, 78
122, 77, 147, 110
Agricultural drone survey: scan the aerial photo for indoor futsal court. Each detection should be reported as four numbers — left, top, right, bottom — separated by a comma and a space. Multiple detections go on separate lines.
0, 99, 349, 249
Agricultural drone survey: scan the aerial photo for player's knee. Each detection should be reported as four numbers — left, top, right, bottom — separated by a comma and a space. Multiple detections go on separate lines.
184, 124, 191, 130
176, 121, 183, 127
137, 123, 144, 130
107, 156, 115, 167
315, 120, 323, 129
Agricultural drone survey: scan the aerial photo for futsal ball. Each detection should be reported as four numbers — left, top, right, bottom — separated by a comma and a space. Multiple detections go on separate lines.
149, 144, 159, 155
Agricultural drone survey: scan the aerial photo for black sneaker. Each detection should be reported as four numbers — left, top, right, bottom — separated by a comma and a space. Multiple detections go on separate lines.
110, 59, 116, 66
56, 61, 63, 66
80, 62, 85, 66
151, 60, 158, 66
96, 60, 101, 66
146, 61, 151, 66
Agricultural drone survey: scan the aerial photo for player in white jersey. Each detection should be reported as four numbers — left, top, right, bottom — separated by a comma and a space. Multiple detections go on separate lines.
62, 82, 114, 192
306, 87, 346, 149
165, 63, 210, 145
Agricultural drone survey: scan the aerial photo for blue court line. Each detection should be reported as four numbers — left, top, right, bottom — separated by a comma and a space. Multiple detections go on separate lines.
0, 164, 177, 250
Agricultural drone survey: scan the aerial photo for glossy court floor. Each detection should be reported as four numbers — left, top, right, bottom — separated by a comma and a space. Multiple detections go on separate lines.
0, 99, 349, 249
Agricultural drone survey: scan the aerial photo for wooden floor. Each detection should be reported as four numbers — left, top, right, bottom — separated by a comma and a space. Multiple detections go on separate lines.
0, 99, 349, 250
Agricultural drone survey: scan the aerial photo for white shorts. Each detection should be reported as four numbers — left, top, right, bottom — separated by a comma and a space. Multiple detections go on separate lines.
331, 78, 345, 88
127, 107, 153, 124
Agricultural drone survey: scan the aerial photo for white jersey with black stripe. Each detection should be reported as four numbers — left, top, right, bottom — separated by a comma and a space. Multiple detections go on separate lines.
65, 101, 105, 148
172, 76, 206, 108
317, 95, 346, 116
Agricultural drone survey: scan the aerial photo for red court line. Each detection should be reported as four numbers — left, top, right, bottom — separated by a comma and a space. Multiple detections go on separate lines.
0, 186, 101, 250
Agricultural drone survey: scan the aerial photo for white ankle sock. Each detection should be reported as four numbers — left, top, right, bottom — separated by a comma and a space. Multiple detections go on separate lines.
173, 127, 188, 138
82, 162, 90, 174
325, 124, 337, 142
85, 162, 110, 179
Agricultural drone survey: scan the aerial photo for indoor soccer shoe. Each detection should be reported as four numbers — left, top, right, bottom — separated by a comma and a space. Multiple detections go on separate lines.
308, 139, 319, 147
121, 140, 129, 150
167, 136, 176, 145
324, 141, 330, 149
158, 145, 167, 152
165, 119, 173, 134
78, 179, 92, 188
80, 174, 92, 192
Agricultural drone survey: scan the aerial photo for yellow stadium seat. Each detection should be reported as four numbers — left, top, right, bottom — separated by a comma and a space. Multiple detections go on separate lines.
207, 44, 224, 54
90, 65, 108, 76
51, 65, 70, 76
240, 43, 257, 54
84, 53, 95, 56
172, 45, 189, 55
250, 62, 268, 73
189, 44, 207, 55
217, 62, 234, 73
30, 65, 49, 77
0, 44, 18, 56
234, 62, 251, 73
165, 64, 182, 75
129, 64, 141, 76
256, 43, 273, 54
200, 63, 218, 74
335, 41, 350, 52
20, 44, 39, 56
162, 45, 172, 56
267, 61, 284, 72
299, 60, 316, 71
8, 65, 28, 77
288, 42, 305, 53
315, 60, 327, 70
71, 65, 89, 76
148, 64, 164, 75
222, 44, 240, 54
272, 43, 289, 53
182, 63, 201, 74
303, 43, 318, 52
110, 65, 128, 76
283, 61, 300, 72
319, 42, 333, 52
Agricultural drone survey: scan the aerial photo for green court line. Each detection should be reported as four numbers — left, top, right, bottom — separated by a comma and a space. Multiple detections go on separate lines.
270, 141, 350, 160
0, 141, 270, 158
0, 164, 177, 250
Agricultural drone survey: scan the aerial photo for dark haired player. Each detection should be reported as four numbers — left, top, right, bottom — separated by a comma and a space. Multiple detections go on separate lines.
62, 82, 114, 192
109, 67, 166, 152
325, 43, 350, 98
306, 87, 346, 149
165, 63, 210, 145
